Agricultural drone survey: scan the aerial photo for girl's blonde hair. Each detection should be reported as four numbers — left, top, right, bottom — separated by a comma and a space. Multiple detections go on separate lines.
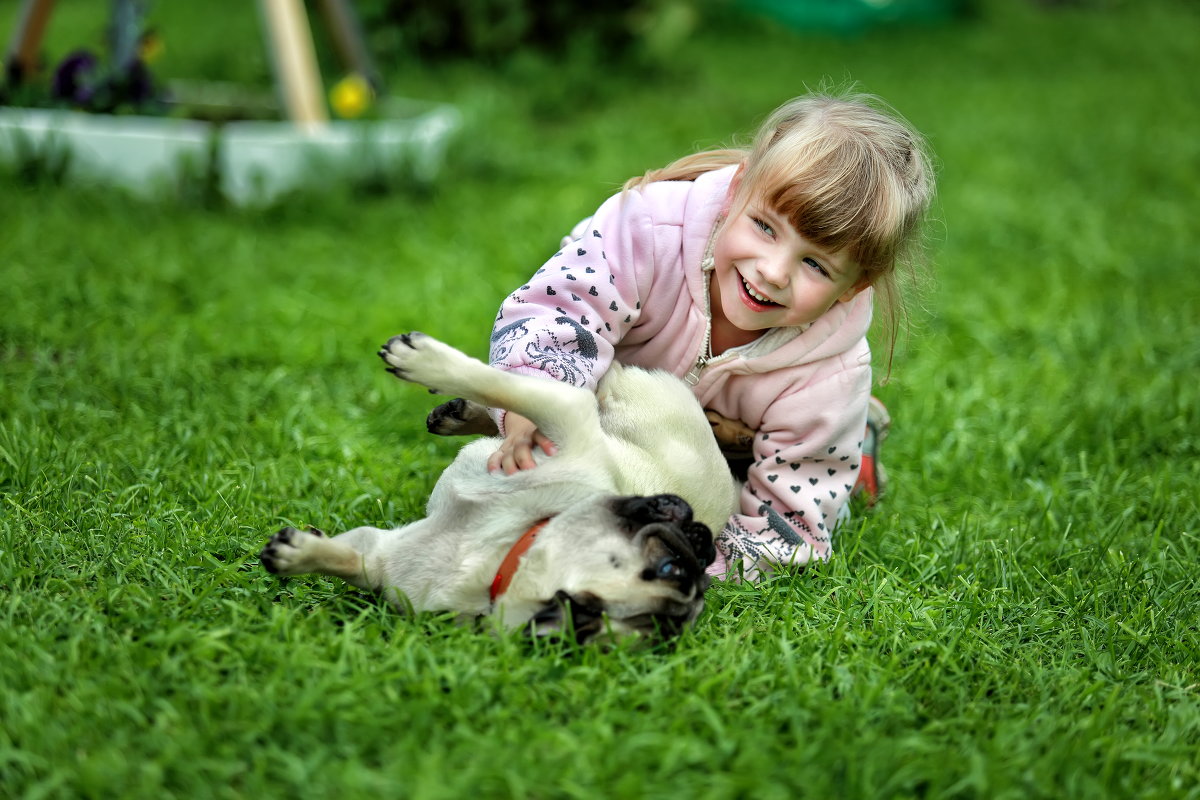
625, 92, 935, 367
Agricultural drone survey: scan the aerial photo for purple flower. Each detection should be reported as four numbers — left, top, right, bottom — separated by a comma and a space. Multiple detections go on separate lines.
51, 49, 99, 106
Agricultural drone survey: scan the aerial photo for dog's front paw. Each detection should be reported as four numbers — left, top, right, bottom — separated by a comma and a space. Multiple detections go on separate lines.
377, 332, 428, 382
377, 332, 466, 395
260, 526, 327, 576
427, 397, 499, 436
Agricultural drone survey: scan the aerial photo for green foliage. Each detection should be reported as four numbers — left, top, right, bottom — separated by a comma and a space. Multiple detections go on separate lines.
352, 0, 709, 117
2, 1, 1199, 798
356, 0, 703, 65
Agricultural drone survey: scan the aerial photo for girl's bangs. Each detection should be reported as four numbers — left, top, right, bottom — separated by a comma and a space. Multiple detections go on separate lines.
755, 145, 899, 273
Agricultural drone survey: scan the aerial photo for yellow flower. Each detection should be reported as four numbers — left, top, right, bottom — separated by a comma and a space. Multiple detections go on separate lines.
330, 73, 373, 119
139, 30, 165, 64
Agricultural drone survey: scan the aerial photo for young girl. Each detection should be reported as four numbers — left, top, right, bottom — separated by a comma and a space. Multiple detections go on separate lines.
482, 92, 935, 580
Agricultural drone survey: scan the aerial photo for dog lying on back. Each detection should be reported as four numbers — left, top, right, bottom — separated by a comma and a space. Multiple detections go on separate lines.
260, 332, 738, 643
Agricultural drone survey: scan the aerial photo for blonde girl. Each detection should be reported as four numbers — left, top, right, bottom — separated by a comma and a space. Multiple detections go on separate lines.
481, 92, 934, 579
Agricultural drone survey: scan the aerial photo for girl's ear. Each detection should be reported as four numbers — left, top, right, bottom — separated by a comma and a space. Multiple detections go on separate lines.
839, 275, 871, 303
721, 163, 748, 216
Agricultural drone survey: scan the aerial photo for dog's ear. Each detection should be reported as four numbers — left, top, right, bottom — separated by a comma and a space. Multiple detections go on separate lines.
528, 590, 607, 643
682, 521, 716, 567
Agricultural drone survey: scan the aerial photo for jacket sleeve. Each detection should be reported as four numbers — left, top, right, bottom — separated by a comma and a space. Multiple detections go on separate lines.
488, 190, 655, 426
711, 364, 872, 581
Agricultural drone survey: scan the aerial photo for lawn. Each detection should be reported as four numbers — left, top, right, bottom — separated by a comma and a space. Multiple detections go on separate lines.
2, 1, 1198, 798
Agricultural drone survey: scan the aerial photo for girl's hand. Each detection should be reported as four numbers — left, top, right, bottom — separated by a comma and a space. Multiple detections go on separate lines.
487, 412, 558, 474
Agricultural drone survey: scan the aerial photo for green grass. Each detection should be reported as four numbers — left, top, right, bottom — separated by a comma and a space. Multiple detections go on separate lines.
2, 1, 1199, 797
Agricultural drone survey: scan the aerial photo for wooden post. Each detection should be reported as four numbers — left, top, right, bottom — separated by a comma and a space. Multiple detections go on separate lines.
257, 0, 328, 130
5, 0, 57, 79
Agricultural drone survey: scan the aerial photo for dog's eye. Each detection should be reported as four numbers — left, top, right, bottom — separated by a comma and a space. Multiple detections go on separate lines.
641, 556, 687, 583
656, 558, 681, 580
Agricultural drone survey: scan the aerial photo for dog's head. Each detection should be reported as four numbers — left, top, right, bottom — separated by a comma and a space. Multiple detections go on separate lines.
500, 494, 716, 644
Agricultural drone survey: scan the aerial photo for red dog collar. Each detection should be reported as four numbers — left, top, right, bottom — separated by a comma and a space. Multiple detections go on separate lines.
489, 518, 551, 602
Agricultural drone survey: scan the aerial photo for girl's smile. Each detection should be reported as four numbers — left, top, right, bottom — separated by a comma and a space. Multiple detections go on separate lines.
737, 272, 783, 310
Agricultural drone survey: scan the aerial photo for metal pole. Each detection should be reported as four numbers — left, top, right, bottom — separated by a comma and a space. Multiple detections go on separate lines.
317, 0, 382, 91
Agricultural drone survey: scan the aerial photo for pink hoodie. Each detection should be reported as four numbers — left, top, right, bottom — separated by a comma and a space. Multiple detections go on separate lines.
489, 165, 873, 580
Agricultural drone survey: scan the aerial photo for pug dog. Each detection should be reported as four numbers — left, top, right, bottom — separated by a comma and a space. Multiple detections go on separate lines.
260, 333, 738, 643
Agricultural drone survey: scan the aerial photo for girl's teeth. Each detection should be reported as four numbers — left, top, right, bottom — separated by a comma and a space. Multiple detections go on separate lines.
742, 277, 775, 305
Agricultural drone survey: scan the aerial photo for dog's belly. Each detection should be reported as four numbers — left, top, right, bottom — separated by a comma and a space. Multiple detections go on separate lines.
595, 368, 740, 534
423, 440, 629, 542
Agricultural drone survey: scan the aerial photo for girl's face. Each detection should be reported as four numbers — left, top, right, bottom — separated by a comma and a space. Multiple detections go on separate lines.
710, 196, 866, 336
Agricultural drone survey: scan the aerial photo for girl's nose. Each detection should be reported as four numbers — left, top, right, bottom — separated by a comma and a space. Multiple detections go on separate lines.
758, 253, 791, 289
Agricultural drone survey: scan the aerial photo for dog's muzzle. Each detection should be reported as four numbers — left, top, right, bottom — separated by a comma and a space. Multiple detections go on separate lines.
611, 494, 717, 580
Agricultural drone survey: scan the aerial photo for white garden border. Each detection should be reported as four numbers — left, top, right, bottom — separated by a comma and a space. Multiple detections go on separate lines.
0, 94, 458, 205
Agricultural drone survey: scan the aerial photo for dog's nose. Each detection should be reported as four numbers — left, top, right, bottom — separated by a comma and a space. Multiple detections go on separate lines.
611, 494, 694, 527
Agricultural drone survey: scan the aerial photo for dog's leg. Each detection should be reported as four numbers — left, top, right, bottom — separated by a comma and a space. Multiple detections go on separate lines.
379, 333, 602, 452
260, 527, 380, 590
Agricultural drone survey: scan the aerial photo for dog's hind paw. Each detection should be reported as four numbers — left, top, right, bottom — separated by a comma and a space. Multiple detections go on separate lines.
260, 526, 326, 576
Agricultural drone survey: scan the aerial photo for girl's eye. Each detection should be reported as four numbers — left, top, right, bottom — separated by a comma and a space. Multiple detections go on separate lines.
752, 216, 775, 238
804, 257, 830, 278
